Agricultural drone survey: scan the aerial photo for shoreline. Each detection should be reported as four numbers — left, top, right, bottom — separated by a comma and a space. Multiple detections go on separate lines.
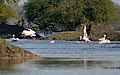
0, 38, 41, 59
0, 56, 41, 60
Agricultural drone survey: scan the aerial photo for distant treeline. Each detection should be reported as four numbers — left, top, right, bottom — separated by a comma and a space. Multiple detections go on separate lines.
0, 0, 120, 31
24, 0, 119, 31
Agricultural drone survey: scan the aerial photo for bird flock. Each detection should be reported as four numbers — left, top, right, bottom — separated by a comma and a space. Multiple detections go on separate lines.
10, 26, 111, 44
77, 26, 111, 44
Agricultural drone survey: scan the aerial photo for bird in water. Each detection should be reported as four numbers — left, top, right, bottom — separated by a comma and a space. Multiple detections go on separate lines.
50, 38, 55, 43
99, 34, 111, 44
77, 26, 91, 43
10, 34, 19, 42
50, 40, 55, 43
82, 26, 91, 42
76, 36, 82, 43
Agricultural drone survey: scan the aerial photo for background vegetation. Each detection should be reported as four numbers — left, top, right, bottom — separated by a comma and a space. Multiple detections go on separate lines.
0, 0, 18, 23
0, 0, 120, 40
25, 0, 116, 31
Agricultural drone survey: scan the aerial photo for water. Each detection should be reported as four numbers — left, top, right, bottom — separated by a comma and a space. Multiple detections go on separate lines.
5, 39, 120, 59
0, 39, 120, 75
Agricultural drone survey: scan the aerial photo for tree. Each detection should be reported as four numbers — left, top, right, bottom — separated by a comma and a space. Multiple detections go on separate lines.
0, 0, 18, 23
55, 0, 85, 30
83, 0, 115, 23
25, 0, 116, 31
25, 0, 85, 30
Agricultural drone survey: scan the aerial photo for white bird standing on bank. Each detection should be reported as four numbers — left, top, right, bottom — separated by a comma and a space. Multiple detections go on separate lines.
82, 26, 91, 42
99, 35, 111, 44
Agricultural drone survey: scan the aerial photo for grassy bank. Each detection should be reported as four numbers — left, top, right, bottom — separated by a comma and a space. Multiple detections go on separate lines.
43, 31, 80, 40
0, 38, 40, 58
44, 25, 120, 41
1, 23, 120, 41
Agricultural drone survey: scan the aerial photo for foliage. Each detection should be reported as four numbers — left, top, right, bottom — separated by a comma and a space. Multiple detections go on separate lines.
25, 0, 116, 31
113, 3, 120, 19
103, 3, 120, 30
6, 0, 19, 4
0, 0, 18, 23
83, 0, 115, 23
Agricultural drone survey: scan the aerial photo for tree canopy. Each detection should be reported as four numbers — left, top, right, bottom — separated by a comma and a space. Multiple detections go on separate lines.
0, 0, 18, 23
25, 0, 116, 31
83, 0, 115, 23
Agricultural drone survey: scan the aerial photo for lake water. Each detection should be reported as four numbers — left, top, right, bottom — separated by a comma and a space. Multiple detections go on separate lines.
1, 39, 120, 75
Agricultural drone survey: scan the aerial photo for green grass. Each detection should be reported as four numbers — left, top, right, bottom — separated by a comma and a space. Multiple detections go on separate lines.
44, 25, 120, 41
0, 38, 39, 58
45, 31, 82, 40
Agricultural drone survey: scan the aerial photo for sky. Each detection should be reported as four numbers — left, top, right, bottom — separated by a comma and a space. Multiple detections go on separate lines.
112, 0, 120, 5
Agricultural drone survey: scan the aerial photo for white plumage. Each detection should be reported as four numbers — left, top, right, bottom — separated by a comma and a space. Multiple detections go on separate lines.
22, 28, 36, 37
99, 35, 111, 44
82, 26, 91, 42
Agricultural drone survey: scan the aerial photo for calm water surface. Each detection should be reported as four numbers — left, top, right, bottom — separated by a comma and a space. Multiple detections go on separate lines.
0, 39, 120, 75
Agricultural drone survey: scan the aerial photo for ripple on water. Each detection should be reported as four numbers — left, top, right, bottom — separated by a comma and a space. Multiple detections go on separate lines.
5, 39, 120, 60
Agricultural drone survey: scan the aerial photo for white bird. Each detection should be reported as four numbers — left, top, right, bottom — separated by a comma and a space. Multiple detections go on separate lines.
99, 35, 111, 44
22, 28, 36, 39
82, 26, 91, 42
79, 36, 82, 40
76, 36, 82, 43
10, 34, 19, 42
50, 40, 55, 43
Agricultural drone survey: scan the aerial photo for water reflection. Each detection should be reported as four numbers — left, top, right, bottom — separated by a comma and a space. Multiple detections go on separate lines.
0, 58, 120, 75
33, 58, 120, 70
0, 58, 31, 74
